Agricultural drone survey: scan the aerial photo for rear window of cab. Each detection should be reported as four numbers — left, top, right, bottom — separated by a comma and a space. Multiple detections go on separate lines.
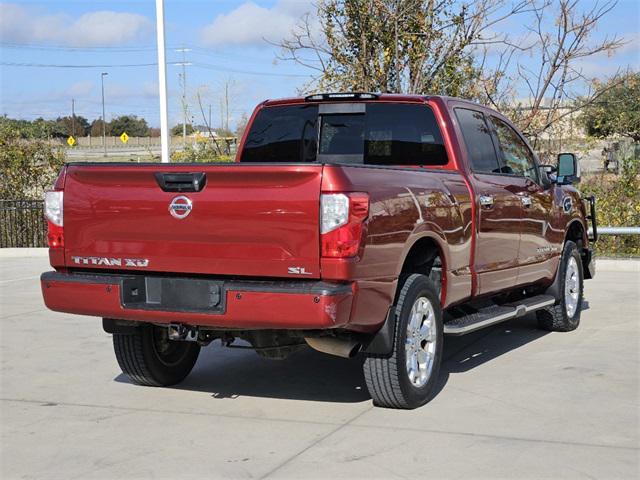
240, 103, 449, 166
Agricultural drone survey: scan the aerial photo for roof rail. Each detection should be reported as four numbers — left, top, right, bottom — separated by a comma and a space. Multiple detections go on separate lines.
304, 92, 380, 102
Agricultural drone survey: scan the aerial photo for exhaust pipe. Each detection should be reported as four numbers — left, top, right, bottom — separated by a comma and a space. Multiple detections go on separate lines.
304, 337, 361, 358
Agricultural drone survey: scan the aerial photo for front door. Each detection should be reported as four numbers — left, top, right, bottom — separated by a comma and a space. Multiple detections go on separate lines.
488, 115, 558, 285
454, 107, 522, 295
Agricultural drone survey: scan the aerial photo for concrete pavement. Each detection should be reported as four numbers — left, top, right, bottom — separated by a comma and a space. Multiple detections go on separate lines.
1, 256, 638, 479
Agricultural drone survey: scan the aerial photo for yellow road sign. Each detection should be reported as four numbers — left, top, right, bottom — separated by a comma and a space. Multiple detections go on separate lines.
66, 136, 76, 147
120, 132, 129, 144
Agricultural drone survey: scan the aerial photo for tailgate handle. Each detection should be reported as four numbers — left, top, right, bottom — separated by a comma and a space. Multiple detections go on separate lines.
155, 172, 206, 192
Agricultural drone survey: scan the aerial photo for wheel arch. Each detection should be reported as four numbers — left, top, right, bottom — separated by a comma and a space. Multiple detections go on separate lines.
565, 218, 587, 249
394, 234, 446, 302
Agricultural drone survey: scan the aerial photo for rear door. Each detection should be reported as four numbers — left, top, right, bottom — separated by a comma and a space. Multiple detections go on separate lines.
63, 164, 323, 279
454, 107, 522, 295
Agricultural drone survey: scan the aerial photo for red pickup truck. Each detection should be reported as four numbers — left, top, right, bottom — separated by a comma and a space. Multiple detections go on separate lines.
41, 93, 597, 409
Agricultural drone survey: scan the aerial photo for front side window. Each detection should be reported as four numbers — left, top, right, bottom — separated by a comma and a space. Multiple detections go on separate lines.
489, 116, 539, 182
454, 108, 501, 173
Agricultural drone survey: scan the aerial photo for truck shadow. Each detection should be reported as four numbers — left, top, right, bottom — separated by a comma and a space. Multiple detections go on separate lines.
115, 314, 551, 403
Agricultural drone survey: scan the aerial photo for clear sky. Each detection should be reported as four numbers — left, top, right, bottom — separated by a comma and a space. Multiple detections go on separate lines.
0, 0, 638, 130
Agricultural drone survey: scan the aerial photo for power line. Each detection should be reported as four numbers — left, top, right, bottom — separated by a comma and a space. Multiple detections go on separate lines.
0, 42, 159, 52
1, 61, 162, 69
192, 62, 309, 78
1, 41, 294, 65
1, 60, 310, 77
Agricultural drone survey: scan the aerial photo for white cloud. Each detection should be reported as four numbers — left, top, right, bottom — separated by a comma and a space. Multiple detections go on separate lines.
0, 3, 152, 46
200, 0, 315, 47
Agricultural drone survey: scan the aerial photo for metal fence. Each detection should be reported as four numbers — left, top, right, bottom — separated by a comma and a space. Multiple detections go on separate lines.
0, 200, 47, 248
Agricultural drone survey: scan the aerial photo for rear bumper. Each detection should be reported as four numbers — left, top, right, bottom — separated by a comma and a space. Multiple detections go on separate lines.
41, 271, 354, 329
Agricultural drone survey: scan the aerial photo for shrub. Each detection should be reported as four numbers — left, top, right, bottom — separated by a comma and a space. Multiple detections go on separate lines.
0, 122, 66, 200
0, 122, 66, 247
580, 155, 640, 256
171, 140, 234, 163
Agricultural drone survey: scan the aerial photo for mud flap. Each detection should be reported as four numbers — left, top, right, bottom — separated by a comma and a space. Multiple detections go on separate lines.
362, 307, 395, 356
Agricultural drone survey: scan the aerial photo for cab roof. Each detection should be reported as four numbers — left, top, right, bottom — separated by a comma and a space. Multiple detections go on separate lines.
262, 92, 485, 110
263, 92, 430, 107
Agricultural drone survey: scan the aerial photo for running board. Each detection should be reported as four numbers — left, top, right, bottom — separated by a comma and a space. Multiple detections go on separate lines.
444, 295, 556, 336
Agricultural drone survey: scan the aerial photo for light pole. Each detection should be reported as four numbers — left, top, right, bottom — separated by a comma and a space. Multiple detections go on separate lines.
101, 72, 108, 157
155, 0, 170, 163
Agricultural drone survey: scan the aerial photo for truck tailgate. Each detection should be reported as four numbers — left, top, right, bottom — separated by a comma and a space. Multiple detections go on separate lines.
62, 164, 323, 279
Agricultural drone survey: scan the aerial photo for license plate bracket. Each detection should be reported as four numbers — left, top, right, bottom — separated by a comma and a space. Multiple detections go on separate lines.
121, 276, 225, 314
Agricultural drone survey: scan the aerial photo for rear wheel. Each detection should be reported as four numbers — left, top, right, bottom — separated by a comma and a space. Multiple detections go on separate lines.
113, 325, 200, 386
363, 274, 443, 409
537, 240, 583, 332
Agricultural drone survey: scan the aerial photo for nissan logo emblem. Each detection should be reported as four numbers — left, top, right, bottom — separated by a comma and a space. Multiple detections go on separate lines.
169, 195, 192, 219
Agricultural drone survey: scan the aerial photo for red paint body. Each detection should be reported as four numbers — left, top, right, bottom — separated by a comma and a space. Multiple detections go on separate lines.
41, 95, 590, 334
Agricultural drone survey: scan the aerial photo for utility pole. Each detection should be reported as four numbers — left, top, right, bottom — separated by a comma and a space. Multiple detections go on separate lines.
155, 0, 170, 163
175, 47, 191, 145
208, 104, 212, 129
71, 98, 76, 137
220, 98, 224, 130
225, 82, 229, 132
101, 72, 108, 157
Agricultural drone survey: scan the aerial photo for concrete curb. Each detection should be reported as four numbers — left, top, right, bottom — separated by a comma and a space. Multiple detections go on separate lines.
0, 248, 48, 258
596, 258, 640, 273
1, 248, 638, 272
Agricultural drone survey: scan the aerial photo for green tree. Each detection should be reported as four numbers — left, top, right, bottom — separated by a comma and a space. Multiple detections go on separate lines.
213, 127, 234, 138
109, 115, 150, 137
90, 119, 111, 137
53, 116, 90, 137
171, 124, 194, 136
582, 72, 640, 143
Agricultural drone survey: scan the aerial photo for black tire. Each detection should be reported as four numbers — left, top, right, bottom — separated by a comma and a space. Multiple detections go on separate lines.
363, 274, 443, 409
113, 325, 200, 386
537, 240, 583, 332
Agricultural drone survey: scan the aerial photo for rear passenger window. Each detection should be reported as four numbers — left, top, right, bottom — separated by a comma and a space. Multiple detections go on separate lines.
240, 104, 318, 163
455, 108, 501, 174
363, 104, 448, 166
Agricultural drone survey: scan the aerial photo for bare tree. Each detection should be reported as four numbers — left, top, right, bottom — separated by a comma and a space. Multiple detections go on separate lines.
276, 0, 535, 96
278, 0, 625, 143
195, 91, 224, 156
480, 0, 624, 143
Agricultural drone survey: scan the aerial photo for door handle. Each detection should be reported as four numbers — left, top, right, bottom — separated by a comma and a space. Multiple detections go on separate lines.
479, 195, 494, 209
520, 195, 532, 208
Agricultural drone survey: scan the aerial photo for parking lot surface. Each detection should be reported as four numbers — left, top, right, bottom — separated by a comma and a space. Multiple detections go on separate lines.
1, 255, 638, 479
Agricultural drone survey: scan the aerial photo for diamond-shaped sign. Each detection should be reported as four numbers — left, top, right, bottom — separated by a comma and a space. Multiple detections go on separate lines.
66, 136, 76, 147
119, 132, 129, 144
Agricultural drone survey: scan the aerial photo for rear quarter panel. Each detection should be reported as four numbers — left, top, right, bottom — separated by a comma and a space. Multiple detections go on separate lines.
321, 165, 473, 330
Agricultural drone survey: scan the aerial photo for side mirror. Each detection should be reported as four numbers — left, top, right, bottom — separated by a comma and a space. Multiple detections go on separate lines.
557, 153, 580, 184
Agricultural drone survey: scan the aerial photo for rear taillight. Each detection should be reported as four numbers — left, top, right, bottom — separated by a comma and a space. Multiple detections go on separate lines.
44, 191, 64, 248
320, 192, 369, 258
